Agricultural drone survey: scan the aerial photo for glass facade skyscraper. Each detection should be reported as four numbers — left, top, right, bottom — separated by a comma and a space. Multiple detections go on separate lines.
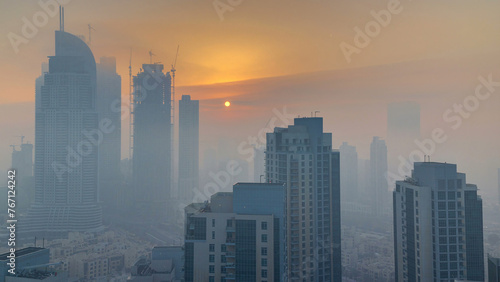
23, 28, 102, 236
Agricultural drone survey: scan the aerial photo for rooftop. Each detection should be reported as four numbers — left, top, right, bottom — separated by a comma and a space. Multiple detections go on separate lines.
0, 247, 45, 261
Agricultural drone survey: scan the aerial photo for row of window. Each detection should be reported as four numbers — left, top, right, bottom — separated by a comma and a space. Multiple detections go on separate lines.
209, 245, 269, 255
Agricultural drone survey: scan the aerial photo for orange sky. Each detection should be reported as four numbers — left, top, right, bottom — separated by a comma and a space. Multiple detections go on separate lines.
1, 0, 500, 199
2, 0, 500, 103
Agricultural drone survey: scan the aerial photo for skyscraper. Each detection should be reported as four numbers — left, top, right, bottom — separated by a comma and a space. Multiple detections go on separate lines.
339, 142, 358, 203
498, 168, 500, 206
132, 63, 172, 221
489, 254, 500, 282
387, 102, 421, 177
178, 95, 199, 208
370, 136, 389, 217
393, 162, 484, 281
23, 24, 102, 235
184, 183, 286, 282
265, 117, 341, 282
96, 57, 121, 213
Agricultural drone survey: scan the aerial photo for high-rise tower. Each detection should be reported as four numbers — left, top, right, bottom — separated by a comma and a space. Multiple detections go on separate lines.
96, 57, 121, 213
393, 162, 484, 281
132, 63, 172, 221
178, 95, 199, 208
387, 102, 421, 177
370, 136, 389, 217
23, 23, 102, 235
266, 117, 341, 282
339, 142, 358, 203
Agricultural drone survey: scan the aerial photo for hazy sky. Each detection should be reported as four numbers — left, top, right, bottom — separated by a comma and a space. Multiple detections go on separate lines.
1, 0, 500, 199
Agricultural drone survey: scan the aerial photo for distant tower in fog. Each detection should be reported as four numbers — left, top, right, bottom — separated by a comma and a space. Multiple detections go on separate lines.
387, 102, 421, 175
23, 26, 102, 235
178, 95, 199, 206
96, 57, 121, 213
370, 136, 389, 216
132, 63, 172, 221
339, 142, 358, 203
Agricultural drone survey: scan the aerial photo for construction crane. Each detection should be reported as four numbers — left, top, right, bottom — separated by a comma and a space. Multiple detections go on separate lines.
171, 45, 179, 129
170, 45, 179, 195
87, 24, 96, 47
129, 48, 133, 160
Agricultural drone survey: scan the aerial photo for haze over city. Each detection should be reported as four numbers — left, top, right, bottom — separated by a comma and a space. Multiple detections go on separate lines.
0, 0, 499, 281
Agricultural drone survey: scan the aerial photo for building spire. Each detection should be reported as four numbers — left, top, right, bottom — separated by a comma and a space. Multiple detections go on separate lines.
59, 6, 64, 31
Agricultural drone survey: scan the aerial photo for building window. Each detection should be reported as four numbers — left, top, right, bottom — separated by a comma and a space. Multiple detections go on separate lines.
209, 265, 215, 274
262, 258, 268, 267
212, 231, 215, 239
221, 244, 226, 252
261, 221, 268, 230
212, 219, 215, 227
209, 254, 215, 263
209, 244, 215, 252
209, 276, 214, 282
262, 269, 268, 278
261, 234, 267, 243
262, 247, 268, 256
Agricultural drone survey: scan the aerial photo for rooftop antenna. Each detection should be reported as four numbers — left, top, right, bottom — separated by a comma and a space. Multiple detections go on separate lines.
87, 24, 96, 47
314, 111, 320, 117
14, 135, 25, 144
148, 50, 156, 64
59, 6, 64, 32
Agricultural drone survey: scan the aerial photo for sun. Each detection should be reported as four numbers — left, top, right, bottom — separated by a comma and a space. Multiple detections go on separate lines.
224, 101, 231, 107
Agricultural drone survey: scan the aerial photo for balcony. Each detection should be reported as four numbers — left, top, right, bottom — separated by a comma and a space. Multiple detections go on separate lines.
226, 226, 235, 232
226, 238, 236, 245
